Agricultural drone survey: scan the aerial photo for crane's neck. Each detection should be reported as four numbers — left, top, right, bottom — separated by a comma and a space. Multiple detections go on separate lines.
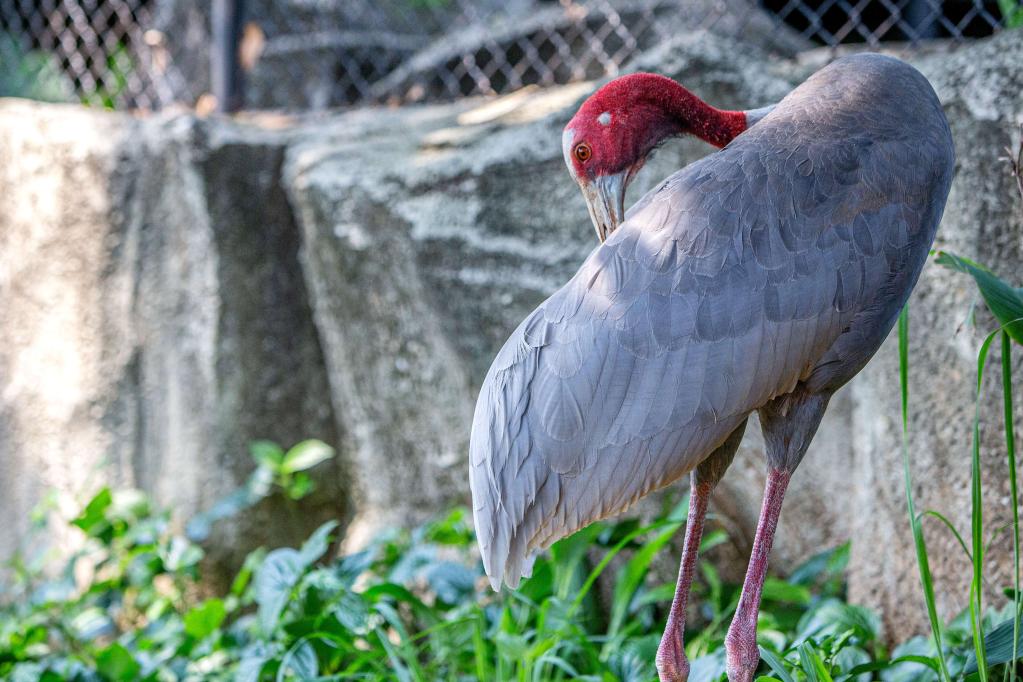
649, 79, 750, 148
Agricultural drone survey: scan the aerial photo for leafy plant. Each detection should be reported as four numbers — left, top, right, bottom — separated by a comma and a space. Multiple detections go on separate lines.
4, 470, 1015, 682
186, 439, 335, 542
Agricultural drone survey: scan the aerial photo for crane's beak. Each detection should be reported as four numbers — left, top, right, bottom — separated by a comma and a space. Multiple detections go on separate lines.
579, 172, 627, 243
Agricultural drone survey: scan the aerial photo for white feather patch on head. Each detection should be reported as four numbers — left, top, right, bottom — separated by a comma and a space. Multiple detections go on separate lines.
597, 111, 611, 126
562, 128, 577, 177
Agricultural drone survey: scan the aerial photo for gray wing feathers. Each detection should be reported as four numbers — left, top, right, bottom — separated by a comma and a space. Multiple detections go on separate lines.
470, 53, 954, 590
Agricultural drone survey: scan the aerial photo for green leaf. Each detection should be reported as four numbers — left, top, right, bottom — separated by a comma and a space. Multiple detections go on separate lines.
759, 646, 796, 682
280, 440, 335, 474
762, 578, 812, 606
842, 654, 938, 679
798, 642, 834, 682
250, 440, 285, 470
256, 548, 304, 633
279, 640, 318, 680
964, 616, 1023, 672
95, 643, 140, 682
162, 535, 204, 571
72, 488, 112, 536
789, 543, 850, 587
285, 473, 314, 500
334, 591, 370, 632
236, 647, 273, 682
184, 599, 227, 639
423, 560, 477, 604
934, 251, 1023, 344
298, 520, 338, 567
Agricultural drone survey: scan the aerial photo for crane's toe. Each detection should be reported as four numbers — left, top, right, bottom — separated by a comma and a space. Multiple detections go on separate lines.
655, 632, 689, 682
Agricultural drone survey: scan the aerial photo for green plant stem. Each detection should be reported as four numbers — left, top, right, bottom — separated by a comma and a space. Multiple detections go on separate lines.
1003, 332, 1020, 682
898, 306, 952, 682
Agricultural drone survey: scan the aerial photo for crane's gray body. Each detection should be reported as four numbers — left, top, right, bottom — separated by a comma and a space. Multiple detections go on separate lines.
470, 54, 954, 590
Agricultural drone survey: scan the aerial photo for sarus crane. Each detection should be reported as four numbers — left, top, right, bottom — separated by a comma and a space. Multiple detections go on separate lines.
469, 54, 954, 682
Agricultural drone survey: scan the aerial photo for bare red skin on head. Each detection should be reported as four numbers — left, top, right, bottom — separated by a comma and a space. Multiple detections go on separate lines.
565, 73, 747, 179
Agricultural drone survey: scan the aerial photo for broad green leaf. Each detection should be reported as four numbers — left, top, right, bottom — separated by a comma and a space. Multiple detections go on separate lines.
95, 643, 140, 682
280, 439, 335, 474
70, 607, 113, 640
72, 488, 112, 535
250, 440, 285, 470
337, 549, 374, 588
184, 599, 227, 639
964, 616, 1023, 672
789, 543, 850, 586
689, 650, 727, 682
334, 591, 370, 632
279, 640, 318, 681
606, 644, 654, 682
162, 535, 204, 571
297, 520, 338, 567
237, 653, 271, 682
423, 560, 477, 604
256, 548, 304, 632
934, 251, 1023, 344
762, 578, 812, 606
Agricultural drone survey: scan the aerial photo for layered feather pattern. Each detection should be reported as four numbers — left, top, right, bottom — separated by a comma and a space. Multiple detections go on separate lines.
469, 54, 954, 590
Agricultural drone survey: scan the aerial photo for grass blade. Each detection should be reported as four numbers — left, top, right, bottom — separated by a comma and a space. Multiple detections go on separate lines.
759, 646, 796, 682
798, 642, 834, 682
1002, 332, 1020, 682
898, 305, 952, 682
920, 510, 972, 563
971, 330, 1000, 681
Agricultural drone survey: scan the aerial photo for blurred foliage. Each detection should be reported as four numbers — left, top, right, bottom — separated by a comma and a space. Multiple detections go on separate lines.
2, 450, 1019, 681
186, 439, 334, 543
0, 32, 134, 109
0, 33, 73, 102
997, 0, 1023, 28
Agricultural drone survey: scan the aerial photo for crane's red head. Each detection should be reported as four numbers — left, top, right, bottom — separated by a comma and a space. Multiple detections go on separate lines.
563, 73, 747, 241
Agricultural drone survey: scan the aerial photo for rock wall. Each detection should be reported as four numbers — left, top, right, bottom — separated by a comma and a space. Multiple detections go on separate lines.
2, 28, 1022, 635
0, 104, 348, 580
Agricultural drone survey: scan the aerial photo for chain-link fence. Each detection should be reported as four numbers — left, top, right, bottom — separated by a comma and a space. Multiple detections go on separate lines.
0, 0, 195, 108
1, 0, 1021, 111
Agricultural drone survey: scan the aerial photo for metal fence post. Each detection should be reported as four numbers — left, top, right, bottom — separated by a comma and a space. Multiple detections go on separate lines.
211, 0, 246, 112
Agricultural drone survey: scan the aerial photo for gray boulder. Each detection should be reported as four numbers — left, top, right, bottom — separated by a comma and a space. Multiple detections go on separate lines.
0, 102, 347, 582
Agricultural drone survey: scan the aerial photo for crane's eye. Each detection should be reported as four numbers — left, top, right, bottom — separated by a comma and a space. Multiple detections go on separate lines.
574, 143, 592, 163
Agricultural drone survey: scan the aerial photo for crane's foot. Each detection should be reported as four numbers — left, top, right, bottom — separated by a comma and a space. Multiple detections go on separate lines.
655, 629, 689, 682
724, 620, 759, 682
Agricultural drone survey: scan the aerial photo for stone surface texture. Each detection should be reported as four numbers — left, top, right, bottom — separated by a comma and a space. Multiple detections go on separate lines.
1, 28, 1022, 636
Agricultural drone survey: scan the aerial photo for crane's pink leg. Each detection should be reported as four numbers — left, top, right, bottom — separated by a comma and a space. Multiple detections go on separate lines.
724, 468, 791, 682
656, 477, 713, 682
656, 419, 747, 682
